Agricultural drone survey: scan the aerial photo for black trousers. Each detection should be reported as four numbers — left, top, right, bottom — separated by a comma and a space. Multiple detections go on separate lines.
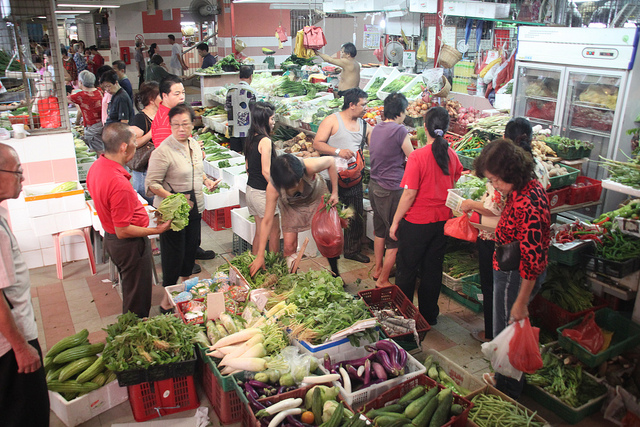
395, 219, 447, 324
138, 72, 144, 90
160, 204, 201, 286
477, 238, 495, 340
104, 233, 154, 317
0, 339, 49, 427
327, 180, 365, 256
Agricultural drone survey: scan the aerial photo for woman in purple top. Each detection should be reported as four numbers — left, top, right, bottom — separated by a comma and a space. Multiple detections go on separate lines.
369, 92, 414, 287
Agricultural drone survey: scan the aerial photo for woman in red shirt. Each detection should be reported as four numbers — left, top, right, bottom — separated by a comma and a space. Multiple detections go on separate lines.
68, 70, 104, 152
389, 106, 463, 326
472, 139, 550, 399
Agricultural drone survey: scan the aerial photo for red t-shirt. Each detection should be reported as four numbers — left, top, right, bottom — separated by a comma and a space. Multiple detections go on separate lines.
86, 155, 150, 235
151, 103, 171, 147
69, 89, 104, 127
400, 144, 463, 224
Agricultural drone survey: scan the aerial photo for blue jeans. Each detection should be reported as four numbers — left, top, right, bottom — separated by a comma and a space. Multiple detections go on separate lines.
131, 170, 153, 205
492, 268, 546, 399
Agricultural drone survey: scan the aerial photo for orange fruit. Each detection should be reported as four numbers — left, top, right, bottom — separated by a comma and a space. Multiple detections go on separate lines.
301, 411, 315, 424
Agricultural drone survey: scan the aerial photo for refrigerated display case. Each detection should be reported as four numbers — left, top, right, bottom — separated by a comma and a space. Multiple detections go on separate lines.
512, 27, 639, 193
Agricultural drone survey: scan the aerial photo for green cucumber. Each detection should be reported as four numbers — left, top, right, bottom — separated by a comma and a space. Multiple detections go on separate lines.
398, 385, 426, 406
428, 389, 454, 427
405, 387, 438, 419
411, 394, 439, 427
366, 404, 406, 418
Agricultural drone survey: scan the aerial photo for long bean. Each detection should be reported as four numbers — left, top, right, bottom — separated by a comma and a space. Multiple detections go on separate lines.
469, 394, 545, 427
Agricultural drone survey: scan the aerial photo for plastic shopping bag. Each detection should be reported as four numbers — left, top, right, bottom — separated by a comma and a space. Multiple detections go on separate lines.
561, 311, 604, 354
311, 201, 343, 258
444, 214, 478, 242
481, 322, 523, 381
508, 318, 543, 374
417, 40, 427, 62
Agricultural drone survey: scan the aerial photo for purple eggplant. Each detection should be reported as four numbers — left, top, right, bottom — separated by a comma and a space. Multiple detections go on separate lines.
376, 349, 401, 376
247, 391, 266, 411
245, 383, 259, 400
397, 345, 407, 369
341, 351, 377, 368
346, 364, 360, 380
372, 362, 387, 381
277, 386, 287, 394
375, 340, 400, 366
363, 359, 371, 386
248, 379, 272, 389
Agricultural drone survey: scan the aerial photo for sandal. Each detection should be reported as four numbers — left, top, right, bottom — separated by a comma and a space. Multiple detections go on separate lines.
471, 330, 491, 343
483, 372, 497, 387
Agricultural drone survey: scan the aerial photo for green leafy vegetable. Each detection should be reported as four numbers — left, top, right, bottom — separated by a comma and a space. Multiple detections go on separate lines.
158, 193, 190, 231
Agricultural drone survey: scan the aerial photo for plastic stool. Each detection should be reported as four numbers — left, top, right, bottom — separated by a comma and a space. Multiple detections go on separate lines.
53, 227, 97, 280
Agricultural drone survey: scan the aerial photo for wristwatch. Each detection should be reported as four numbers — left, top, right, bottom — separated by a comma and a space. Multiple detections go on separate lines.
334, 148, 340, 156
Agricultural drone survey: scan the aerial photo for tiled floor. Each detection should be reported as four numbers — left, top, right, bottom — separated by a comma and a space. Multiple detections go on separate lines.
31, 222, 613, 426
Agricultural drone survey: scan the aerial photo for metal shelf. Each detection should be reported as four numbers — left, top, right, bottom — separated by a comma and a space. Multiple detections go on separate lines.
524, 95, 558, 103
602, 179, 640, 198
568, 126, 612, 138
526, 117, 554, 125
572, 102, 616, 112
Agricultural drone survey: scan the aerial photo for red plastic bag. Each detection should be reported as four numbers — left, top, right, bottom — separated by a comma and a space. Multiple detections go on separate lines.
303, 26, 327, 50
444, 214, 478, 242
561, 311, 604, 354
508, 318, 543, 374
311, 201, 343, 258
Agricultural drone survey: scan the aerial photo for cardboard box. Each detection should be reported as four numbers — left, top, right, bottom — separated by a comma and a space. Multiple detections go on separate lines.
49, 380, 128, 427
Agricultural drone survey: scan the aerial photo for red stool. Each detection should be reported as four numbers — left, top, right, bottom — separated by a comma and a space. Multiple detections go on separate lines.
204, 205, 239, 231
53, 227, 97, 280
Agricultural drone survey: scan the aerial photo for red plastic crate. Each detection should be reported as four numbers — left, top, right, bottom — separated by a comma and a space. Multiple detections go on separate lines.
127, 376, 199, 422
203, 205, 239, 231
176, 298, 205, 325
363, 374, 473, 427
547, 187, 570, 209
567, 176, 603, 205
358, 285, 430, 349
529, 293, 609, 332
202, 357, 244, 424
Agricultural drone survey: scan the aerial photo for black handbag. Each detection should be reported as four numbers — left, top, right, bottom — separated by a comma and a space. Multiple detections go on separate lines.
495, 241, 520, 271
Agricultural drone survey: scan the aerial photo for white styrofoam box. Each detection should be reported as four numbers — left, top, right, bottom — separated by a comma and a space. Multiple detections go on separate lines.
55, 212, 73, 233
443, 0, 469, 16
213, 121, 228, 135
31, 216, 58, 236
231, 207, 256, 243
30, 207, 92, 236
22, 135, 53, 163
50, 133, 76, 160
208, 156, 245, 179
468, 1, 510, 18
68, 207, 92, 229
317, 339, 427, 409
5, 195, 27, 211
21, 250, 44, 269
362, 67, 400, 92
13, 229, 40, 252
165, 283, 186, 307
223, 165, 248, 192
203, 186, 240, 210
49, 380, 128, 427
426, 349, 485, 396
77, 162, 94, 182
400, 75, 425, 101
494, 93, 512, 111
298, 229, 319, 257
377, 73, 418, 101
24, 181, 84, 218
366, 210, 374, 241
344, 0, 386, 12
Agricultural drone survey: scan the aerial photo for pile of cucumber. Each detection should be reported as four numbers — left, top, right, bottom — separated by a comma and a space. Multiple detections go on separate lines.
365, 383, 464, 427
44, 329, 115, 401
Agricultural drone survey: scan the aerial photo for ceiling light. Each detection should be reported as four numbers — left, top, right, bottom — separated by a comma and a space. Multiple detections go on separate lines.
55, 10, 90, 14
57, 3, 120, 7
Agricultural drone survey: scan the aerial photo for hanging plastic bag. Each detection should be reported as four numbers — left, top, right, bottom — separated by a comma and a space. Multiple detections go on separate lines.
311, 201, 343, 258
508, 318, 543, 374
417, 40, 428, 62
561, 311, 604, 354
303, 26, 327, 50
38, 97, 61, 128
444, 214, 478, 242
481, 322, 523, 381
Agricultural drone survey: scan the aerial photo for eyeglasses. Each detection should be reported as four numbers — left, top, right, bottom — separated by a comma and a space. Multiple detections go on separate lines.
170, 122, 193, 128
0, 169, 23, 177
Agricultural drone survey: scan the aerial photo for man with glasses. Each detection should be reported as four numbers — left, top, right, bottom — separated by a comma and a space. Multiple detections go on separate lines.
0, 143, 49, 425
86, 123, 171, 318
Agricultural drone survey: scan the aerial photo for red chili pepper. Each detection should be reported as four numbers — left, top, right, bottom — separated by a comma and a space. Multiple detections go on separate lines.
593, 217, 610, 226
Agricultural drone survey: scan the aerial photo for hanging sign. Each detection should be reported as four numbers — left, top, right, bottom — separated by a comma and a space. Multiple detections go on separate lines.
403, 50, 416, 68
363, 25, 381, 49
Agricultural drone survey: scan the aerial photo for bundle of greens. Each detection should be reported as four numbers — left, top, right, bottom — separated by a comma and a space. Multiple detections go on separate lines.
281, 55, 316, 68
203, 182, 231, 195
599, 154, 640, 189
455, 175, 487, 201
158, 193, 190, 231
526, 352, 607, 408
443, 250, 479, 278
103, 313, 207, 371
231, 251, 289, 288
539, 265, 594, 313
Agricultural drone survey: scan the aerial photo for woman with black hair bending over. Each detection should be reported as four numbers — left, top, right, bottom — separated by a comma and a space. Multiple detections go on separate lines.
245, 102, 281, 254
249, 154, 339, 277
389, 106, 463, 326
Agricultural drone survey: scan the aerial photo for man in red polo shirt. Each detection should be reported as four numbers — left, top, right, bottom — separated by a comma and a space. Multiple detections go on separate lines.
151, 75, 185, 147
87, 123, 171, 317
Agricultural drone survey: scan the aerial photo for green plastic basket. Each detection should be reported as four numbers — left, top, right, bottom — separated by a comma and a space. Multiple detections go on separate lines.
456, 149, 482, 170
557, 308, 640, 368
545, 141, 593, 161
442, 285, 483, 313
548, 242, 593, 267
549, 164, 580, 190
461, 282, 483, 303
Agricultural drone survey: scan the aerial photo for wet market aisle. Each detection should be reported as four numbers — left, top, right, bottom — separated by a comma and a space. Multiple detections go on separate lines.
31, 222, 613, 426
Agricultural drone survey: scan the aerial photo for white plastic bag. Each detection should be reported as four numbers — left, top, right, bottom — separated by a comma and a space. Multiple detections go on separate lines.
422, 68, 444, 93
481, 322, 523, 381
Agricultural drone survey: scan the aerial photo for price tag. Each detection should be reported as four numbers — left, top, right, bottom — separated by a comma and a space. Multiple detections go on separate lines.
206, 292, 225, 320
403, 51, 416, 68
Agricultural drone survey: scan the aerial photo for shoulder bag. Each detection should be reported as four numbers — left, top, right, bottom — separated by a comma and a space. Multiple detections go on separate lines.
338, 121, 366, 188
